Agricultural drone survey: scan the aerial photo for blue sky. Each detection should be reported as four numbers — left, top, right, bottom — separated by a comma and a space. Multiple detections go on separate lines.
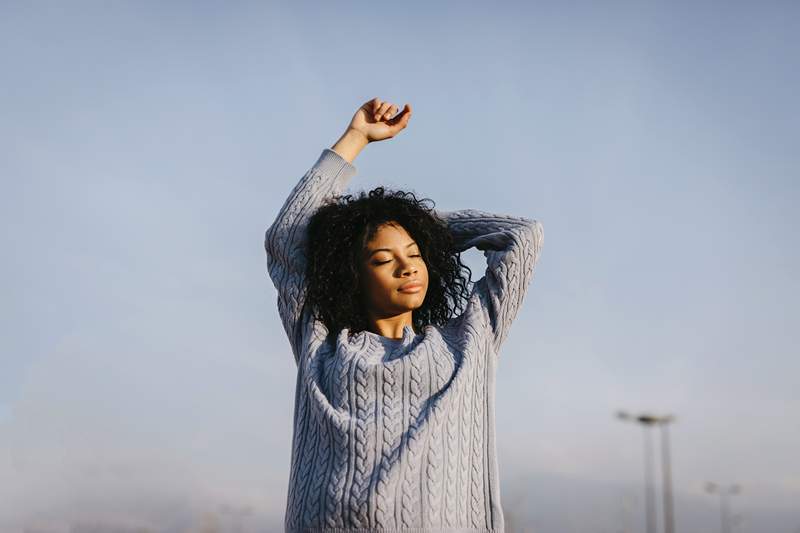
1, 1, 798, 531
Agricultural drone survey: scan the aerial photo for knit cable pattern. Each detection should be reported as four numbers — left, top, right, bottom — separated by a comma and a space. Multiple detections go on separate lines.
375, 357, 400, 529
348, 355, 373, 527
400, 347, 427, 526
325, 351, 353, 528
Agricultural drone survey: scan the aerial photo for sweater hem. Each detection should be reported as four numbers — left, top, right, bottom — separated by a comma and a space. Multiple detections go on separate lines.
286, 529, 500, 533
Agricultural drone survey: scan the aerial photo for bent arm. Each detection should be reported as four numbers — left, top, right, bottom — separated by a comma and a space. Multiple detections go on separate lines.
436, 209, 544, 353
264, 148, 357, 363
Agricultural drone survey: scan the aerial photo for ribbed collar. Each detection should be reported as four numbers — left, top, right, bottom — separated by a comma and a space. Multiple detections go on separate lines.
337, 324, 421, 359
363, 324, 418, 346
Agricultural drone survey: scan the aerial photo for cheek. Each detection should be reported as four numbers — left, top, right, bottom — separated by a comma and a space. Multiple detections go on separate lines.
362, 269, 391, 294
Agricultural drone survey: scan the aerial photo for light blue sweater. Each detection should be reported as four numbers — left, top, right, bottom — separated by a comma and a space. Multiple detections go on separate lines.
265, 148, 544, 532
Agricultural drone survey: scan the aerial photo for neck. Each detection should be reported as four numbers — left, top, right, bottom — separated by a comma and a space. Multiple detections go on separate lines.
366, 310, 414, 340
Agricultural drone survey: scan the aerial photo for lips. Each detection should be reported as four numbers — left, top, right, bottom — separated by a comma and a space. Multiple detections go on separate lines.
398, 281, 423, 291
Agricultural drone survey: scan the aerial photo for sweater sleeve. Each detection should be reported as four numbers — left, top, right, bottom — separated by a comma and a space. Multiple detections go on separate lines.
436, 209, 544, 353
264, 148, 357, 362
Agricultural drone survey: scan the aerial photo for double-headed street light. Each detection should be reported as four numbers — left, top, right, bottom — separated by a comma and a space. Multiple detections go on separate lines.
705, 482, 742, 533
617, 411, 676, 533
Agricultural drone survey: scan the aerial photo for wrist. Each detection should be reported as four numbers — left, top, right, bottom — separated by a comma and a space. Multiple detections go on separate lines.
344, 127, 369, 146
331, 128, 369, 163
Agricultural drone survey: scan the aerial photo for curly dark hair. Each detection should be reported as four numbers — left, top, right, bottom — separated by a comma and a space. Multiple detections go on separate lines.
305, 186, 473, 338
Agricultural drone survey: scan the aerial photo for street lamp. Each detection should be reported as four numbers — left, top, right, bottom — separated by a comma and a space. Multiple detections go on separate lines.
617, 411, 677, 533
705, 482, 741, 533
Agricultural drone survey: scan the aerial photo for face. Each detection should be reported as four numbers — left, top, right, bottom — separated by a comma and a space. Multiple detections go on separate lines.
359, 222, 429, 318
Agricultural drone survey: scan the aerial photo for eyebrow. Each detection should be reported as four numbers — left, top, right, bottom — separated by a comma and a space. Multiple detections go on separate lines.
367, 242, 418, 257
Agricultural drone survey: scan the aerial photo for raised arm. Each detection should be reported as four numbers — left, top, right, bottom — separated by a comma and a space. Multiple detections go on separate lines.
264, 148, 358, 359
436, 208, 544, 353
264, 97, 412, 362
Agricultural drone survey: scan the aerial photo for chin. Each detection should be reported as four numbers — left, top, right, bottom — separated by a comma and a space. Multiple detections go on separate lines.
398, 293, 426, 308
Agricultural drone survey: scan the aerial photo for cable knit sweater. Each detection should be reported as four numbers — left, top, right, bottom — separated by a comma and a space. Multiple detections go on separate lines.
264, 148, 544, 533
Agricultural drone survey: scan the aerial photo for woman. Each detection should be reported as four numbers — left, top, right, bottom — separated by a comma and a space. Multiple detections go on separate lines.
265, 97, 544, 532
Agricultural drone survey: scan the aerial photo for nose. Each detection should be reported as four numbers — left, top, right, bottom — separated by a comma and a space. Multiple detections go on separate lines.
397, 257, 418, 276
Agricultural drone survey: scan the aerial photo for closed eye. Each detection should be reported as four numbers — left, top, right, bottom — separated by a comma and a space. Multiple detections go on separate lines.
374, 254, 422, 265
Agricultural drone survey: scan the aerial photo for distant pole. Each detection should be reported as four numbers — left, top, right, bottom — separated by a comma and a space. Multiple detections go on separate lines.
617, 411, 677, 533
730, 513, 744, 531
705, 482, 741, 533
618, 412, 660, 533
659, 417, 676, 533
642, 423, 658, 533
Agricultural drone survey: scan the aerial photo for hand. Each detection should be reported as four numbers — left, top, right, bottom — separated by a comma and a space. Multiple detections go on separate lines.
347, 97, 413, 143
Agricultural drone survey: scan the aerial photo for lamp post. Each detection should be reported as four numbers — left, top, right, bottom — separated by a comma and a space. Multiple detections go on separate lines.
705, 482, 741, 533
617, 411, 677, 533
658, 415, 676, 533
